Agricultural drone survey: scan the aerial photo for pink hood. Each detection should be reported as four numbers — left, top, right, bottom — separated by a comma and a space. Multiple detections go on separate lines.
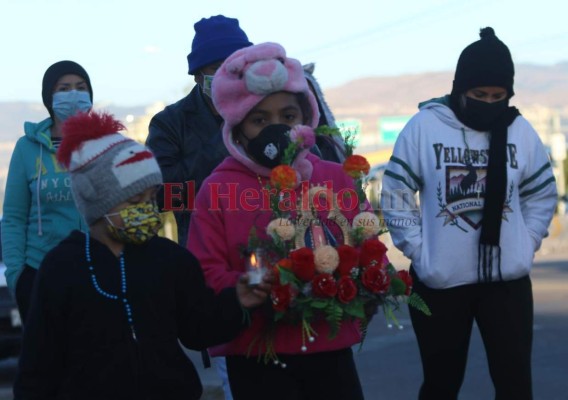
212, 42, 320, 180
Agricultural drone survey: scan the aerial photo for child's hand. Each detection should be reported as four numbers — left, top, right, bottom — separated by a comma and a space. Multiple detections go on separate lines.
236, 271, 274, 309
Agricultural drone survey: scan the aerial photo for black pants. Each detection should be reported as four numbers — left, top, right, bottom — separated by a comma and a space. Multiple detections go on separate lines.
226, 348, 364, 400
15, 265, 37, 327
409, 268, 533, 400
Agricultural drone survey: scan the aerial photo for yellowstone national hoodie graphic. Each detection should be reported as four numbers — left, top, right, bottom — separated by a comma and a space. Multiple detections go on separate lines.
381, 96, 557, 289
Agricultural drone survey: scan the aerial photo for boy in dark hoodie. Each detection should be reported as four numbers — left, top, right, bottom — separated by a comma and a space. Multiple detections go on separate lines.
13, 111, 272, 400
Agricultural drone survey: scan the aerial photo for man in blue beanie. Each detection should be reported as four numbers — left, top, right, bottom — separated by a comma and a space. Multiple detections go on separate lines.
145, 15, 252, 400
146, 15, 252, 249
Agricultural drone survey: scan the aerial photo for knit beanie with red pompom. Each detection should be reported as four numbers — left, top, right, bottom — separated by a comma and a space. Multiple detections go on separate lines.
57, 111, 162, 225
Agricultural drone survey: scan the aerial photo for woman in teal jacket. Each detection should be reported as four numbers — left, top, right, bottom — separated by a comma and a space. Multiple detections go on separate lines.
1, 60, 93, 323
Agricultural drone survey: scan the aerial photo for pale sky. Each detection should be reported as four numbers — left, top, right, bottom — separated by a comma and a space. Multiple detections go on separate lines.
2, 0, 567, 107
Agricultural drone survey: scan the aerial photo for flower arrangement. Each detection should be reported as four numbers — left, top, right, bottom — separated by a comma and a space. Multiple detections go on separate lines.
245, 125, 430, 365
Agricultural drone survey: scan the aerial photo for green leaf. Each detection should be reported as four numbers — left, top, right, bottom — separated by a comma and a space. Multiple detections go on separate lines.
351, 226, 366, 248
278, 267, 299, 286
384, 303, 401, 327
302, 308, 314, 320
295, 296, 313, 305
315, 125, 342, 137
406, 292, 432, 316
247, 227, 259, 249
390, 277, 406, 296
325, 301, 344, 338
274, 311, 286, 322
340, 127, 359, 157
358, 318, 370, 352
281, 141, 300, 166
310, 299, 330, 309
344, 299, 366, 319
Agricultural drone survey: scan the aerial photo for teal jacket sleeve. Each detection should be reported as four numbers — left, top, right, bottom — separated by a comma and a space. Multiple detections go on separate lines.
2, 139, 32, 292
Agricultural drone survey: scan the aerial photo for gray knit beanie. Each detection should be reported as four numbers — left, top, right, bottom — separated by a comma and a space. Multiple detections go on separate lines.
57, 111, 163, 225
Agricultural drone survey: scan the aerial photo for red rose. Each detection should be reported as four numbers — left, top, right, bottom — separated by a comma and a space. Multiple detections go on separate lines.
290, 248, 315, 281
397, 270, 413, 295
312, 274, 338, 298
343, 155, 371, 178
271, 284, 293, 312
278, 258, 293, 268
337, 245, 360, 276
337, 276, 358, 304
273, 259, 293, 285
361, 265, 391, 294
359, 239, 388, 269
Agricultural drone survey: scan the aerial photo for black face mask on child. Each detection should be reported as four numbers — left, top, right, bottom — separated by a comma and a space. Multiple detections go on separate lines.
460, 96, 509, 131
246, 124, 293, 169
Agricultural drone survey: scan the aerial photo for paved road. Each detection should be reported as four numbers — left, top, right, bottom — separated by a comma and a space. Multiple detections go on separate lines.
353, 258, 568, 400
0, 216, 566, 399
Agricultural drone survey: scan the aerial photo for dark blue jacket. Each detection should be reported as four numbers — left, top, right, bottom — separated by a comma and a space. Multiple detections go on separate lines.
146, 87, 228, 247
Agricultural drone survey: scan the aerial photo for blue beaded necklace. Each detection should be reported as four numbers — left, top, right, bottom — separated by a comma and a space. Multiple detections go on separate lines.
85, 232, 137, 341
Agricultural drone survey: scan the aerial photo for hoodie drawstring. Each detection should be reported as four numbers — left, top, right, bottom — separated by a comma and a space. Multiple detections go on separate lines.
36, 144, 43, 236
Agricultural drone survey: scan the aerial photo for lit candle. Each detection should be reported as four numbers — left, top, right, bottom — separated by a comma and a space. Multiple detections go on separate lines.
246, 248, 266, 286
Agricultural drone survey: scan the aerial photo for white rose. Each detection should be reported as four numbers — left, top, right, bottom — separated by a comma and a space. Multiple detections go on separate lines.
314, 245, 340, 274
266, 218, 295, 241
352, 212, 381, 238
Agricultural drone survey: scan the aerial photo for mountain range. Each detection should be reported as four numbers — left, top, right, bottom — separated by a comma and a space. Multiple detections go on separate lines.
1, 62, 567, 142
326, 62, 568, 113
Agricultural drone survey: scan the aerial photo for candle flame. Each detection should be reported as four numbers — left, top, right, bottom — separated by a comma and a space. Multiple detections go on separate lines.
250, 253, 258, 268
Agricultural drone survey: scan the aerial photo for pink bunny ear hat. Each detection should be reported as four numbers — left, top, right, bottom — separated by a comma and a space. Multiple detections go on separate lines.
212, 42, 320, 179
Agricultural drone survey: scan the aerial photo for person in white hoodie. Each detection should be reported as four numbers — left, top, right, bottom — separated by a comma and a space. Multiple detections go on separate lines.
381, 27, 557, 400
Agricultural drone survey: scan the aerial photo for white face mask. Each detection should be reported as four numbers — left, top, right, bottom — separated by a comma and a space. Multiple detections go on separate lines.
201, 74, 214, 98
52, 90, 92, 121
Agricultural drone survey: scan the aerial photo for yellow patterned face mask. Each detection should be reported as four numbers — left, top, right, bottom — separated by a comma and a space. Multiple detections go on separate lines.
105, 201, 162, 245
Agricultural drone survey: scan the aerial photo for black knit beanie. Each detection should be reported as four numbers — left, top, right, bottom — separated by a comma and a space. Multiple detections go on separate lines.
451, 27, 514, 97
42, 60, 93, 116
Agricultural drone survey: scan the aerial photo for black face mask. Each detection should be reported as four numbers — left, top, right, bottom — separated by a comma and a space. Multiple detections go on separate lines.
246, 124, 292, 169
460, 96, 509, 131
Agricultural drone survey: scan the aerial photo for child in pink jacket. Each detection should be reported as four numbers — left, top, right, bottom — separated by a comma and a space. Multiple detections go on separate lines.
188, 42, 365, 400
